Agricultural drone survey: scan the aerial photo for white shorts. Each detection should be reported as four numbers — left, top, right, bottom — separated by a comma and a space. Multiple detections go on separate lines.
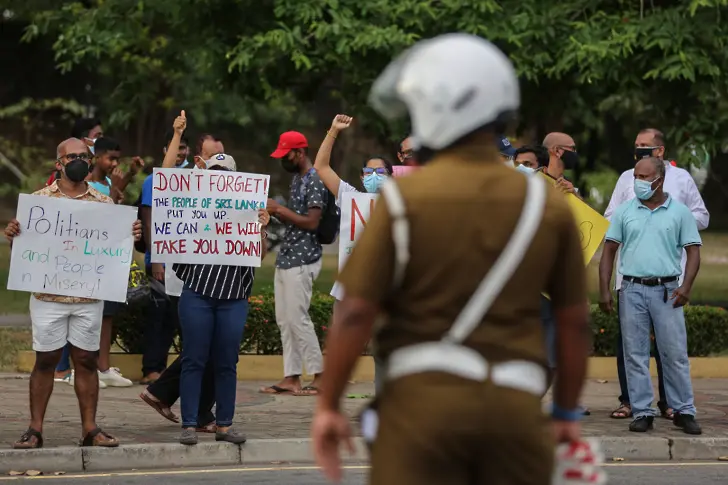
29, 296, 104, 352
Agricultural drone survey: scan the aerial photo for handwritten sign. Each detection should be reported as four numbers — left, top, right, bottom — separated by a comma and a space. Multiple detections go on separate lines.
539, 172, 610, 265
150, 168, 270, 266
338, 192, 377, 272
392, 165, 419, 177
7, 194, 137, 302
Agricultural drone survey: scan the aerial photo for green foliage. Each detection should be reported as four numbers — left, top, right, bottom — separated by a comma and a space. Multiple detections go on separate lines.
582, 166, 620, 213
591, 304, 728, 357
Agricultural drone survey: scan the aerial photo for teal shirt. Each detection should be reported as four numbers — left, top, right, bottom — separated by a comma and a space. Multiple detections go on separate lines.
88, 177, 112, 197
605, 194, 701, 278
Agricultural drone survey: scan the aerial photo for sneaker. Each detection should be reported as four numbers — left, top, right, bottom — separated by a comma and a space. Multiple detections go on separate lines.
99, 367, 133, 387
673, 412, 702, 435
180, 428, 198, 446
215, 426, 247, 444
69, 370, 108, 389
629, 415, 654, 432
54, 371, 72, 384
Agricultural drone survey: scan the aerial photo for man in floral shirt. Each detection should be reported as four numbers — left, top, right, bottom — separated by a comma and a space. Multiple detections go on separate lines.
262, 131, 327, 396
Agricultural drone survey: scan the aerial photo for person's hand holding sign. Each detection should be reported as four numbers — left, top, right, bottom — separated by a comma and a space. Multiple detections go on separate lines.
174, 110, 186, 135
132, 220, 142, 242
258, 208, 270, 227
4, 219, 20, 245
556, 177, 576, 194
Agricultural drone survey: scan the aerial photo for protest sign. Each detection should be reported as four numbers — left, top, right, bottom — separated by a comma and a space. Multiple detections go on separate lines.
392, 165, 419, 177
338, 192, 378, 272
7, 194, 137, 302
151, 168, 270, 266
539, 172, 610, 265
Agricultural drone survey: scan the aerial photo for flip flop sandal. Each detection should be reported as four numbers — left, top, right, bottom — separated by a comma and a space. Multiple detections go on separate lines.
81, 427, 119, 447
13, 428, 44, 449
294, 385, 321, 396
259, 385, 293, 394
140, 391, 180, 423
610, 403, 633, 419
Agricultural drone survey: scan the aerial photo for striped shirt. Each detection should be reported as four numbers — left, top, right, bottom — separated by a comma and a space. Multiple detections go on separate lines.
172, 264, 255, 300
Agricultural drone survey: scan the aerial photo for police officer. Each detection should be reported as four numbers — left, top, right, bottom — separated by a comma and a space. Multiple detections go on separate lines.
312, 34, 591, 485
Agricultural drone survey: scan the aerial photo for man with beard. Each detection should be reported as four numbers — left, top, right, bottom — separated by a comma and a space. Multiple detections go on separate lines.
260, 132, 328, 396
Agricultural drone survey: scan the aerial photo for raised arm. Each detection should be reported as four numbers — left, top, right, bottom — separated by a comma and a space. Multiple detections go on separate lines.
161, 111, 187, 169
313, 114, 353, 198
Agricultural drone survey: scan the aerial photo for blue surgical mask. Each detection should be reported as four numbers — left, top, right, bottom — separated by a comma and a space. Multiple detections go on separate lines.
516, 164, 535, 174
634, 176, 660, 200
363, 173, 386, 193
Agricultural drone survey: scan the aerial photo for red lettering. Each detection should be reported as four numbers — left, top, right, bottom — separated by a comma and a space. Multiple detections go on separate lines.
215, 222, 232, 235
155, 172, 190, 192
193, 239, 219, 254
154, 239, 186, 254
236, 222, 260, 235
225, 240, 261, 256
350, 199, 374, 241
208, 174, 268, 194
153, 172, 167, 191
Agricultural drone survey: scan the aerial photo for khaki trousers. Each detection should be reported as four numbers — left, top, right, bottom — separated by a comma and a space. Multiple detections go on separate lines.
274, 260, 323, 377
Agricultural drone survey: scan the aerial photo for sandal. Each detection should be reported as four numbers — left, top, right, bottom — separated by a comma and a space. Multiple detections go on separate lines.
140, 391, 179, 423
658, 402, 675, 420
294, 385, 321, 396
610, 403, 632, 419
196, 422, 217, 433
259, 385, 293, 394
81, 427, 119, 447
13, 428, 43, 449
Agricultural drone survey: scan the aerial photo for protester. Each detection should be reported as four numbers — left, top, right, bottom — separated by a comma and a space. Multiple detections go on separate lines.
542, 132, 579, 195
312, 33, 590, 484
140, 133, 226, 429
313, 113, 393, 393
515, 144, 549, 170
174, 153, 269, 445
397, 137, 415, 165
46, 118, 104, 187
260, 131, 327, 396
138, 113, 189, 384
603, 128, 709, 421
599, 156, 702, 435
4, 137, 141, 449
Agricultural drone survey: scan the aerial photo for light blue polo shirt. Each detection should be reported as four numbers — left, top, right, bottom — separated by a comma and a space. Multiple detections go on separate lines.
605, 194, 701, 278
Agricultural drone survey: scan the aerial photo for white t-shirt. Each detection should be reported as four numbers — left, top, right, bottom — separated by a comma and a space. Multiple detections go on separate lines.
330, 180, 359, 301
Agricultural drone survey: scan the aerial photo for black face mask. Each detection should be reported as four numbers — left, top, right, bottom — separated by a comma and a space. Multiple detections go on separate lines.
561, 150, 579, 169
64, 159, 90, 182
280, 158, 298, 174
634, 147, 656, 161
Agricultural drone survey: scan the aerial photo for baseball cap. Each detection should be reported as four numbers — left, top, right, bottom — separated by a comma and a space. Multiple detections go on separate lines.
206, 153, 237, 171
497, 135, 517, 157
270, 131, 308, 158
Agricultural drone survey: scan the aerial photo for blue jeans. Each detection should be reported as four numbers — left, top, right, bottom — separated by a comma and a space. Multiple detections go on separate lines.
619, 280, 696, 418
56, 344, 71, 372
178, 287, 249, 428
616, 311, 667, 406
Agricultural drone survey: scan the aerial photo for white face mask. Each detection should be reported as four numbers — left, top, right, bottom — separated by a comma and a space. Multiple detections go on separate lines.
516, 164, 535, 174
85, 137, 97, 155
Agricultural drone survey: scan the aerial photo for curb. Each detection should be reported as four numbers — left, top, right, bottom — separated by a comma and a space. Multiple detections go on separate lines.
0, 437, 727, 474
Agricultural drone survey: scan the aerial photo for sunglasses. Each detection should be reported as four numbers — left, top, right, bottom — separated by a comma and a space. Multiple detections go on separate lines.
362, 167, 388, 175
59, 152, 91, 162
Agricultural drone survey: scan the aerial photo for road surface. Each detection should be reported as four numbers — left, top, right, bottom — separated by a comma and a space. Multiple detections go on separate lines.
2, 463, 728, 484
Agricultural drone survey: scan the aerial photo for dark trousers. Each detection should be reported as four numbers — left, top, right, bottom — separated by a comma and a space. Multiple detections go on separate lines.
142, 292, 178, 376
615, 290, 668, 407
178, 288, 249, 427
147, 355, 216, 427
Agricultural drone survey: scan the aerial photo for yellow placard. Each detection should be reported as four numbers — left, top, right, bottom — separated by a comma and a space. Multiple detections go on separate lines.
540, 172, 610, 266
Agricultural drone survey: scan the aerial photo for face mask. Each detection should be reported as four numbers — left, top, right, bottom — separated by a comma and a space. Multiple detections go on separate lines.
516, 164, 535, 174
86, 138, 97, 155
634, 176, 661, 200
177, 159, 189, 168
634, 147, 657, 161
561, 150, 579, 169
363, 173, 386, 193
64, 159, 90, 183
281, 158, 298, 174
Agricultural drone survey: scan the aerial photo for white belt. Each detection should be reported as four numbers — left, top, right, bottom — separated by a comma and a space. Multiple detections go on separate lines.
386, 342, 547, 397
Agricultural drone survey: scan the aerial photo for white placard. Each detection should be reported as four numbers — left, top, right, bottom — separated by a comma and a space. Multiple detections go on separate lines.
7, 194, 137, 302
150, 168, 270, 266
338, 192, 377, 272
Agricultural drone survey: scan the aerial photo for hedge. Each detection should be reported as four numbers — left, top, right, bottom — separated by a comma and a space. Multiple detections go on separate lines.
113, 290, 728, 357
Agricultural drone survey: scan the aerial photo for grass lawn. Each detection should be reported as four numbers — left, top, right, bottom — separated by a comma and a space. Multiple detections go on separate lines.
2, 233, 727, 315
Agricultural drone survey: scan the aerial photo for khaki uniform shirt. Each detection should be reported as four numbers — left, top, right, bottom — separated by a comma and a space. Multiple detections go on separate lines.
338, 145, 587, 368
31, 181, 114, 304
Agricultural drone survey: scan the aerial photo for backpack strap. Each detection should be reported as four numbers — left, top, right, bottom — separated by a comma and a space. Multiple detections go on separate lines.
444, 174, 546, 344
379, 179, 409, 288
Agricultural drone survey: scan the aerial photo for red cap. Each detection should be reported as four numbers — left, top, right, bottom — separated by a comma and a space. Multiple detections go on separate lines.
270, 131, 308, 158
670, 160, 677, 166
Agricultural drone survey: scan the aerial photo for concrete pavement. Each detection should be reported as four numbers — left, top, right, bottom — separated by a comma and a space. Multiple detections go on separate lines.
0, 376, 728, 474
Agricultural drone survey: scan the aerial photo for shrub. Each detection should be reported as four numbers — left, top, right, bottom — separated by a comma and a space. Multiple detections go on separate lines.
113, 291, 728, 357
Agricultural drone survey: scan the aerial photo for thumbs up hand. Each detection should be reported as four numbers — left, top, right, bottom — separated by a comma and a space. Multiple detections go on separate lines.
173, 110, 187, 135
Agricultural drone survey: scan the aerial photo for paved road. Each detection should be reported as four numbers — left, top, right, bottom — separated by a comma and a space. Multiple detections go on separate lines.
2, 463, 728, 484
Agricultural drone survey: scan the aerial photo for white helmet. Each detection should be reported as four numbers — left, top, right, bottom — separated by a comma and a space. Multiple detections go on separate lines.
369, 33, 519, 151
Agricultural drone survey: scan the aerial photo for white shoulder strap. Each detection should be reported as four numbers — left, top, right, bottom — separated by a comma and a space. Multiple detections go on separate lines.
445, 174, 546, 344
380, 179, 409, 288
